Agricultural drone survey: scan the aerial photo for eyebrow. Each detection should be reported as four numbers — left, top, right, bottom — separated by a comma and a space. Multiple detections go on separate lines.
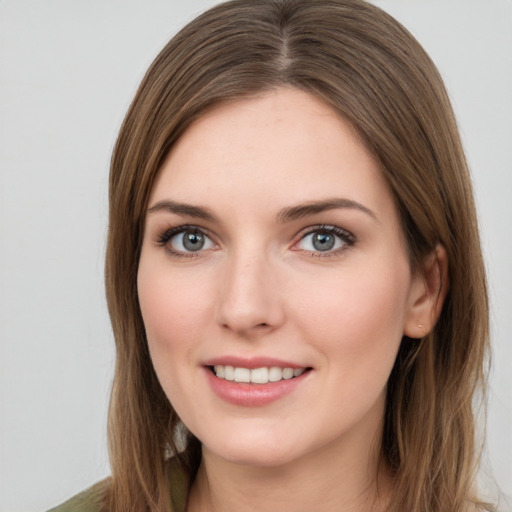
276, 198, 377, 223
147, 200, 218, 222
147, 197, 377, 223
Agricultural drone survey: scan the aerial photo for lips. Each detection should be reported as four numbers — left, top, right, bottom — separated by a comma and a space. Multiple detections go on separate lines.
203, 357, 312, 406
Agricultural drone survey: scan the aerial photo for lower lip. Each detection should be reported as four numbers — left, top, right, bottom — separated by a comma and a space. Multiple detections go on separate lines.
204, 367, 310, 407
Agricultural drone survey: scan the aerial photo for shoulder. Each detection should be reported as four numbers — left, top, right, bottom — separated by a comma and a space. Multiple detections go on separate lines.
168, 456, 191, 512
46, 459, 190, 512
47, 480, 108, 512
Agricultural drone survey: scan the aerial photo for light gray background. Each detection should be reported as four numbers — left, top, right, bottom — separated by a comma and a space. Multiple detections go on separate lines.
1, 1, 511, 511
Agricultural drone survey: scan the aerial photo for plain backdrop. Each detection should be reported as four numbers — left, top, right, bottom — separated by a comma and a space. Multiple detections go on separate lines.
0, 1, 511, 511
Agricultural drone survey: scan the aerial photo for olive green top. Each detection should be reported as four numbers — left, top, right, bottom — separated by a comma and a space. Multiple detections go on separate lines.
47, 458, 189, 512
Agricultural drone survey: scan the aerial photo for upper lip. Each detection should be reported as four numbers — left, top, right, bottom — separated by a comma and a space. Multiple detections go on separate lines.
203, 356, 308, 370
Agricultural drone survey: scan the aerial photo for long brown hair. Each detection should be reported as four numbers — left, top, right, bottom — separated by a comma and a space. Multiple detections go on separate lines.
104, 1, 491, 510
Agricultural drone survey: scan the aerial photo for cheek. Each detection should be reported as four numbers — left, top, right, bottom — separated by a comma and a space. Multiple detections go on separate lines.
293, 261, 410, 378
138, 260, 210, 341
137, 258, 219, 423
137, 258, 216, 393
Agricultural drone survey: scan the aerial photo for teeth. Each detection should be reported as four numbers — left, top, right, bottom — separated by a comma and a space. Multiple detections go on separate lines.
213, 365, 306, 384
282, 368, 294, 379
224, 365, 234, 381
233, 367, 251, 383
250, 367, 268, 384
268, 366, 283, 382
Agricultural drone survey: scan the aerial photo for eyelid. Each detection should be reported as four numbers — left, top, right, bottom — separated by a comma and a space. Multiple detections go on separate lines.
292, 224, 355, 255
155, 224, 217, 257
153, 223, 355, 257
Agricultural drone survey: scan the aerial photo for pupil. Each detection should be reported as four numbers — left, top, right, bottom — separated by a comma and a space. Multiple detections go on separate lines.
313, 232, 335, 251
183, 230, 204, 251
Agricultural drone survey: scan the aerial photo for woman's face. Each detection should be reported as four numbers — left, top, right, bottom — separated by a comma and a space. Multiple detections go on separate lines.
138, 87, 425, 468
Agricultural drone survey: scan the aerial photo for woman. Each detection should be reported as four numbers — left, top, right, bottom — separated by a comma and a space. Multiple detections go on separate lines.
51, 0, 493, 510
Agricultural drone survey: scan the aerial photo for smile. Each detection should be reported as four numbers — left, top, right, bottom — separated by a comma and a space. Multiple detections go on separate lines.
212, 365, 306, 384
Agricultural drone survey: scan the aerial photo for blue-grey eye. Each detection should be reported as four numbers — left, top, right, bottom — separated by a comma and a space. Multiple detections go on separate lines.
171, 229, 214, 252
312, 232, 335, 251
297, 228, 350, 253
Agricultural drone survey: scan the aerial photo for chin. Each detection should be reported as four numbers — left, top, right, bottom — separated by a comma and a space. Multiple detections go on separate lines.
201, 429, 304, 468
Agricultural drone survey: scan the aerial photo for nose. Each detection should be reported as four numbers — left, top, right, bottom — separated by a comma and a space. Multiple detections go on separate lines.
215, 250, 285, 337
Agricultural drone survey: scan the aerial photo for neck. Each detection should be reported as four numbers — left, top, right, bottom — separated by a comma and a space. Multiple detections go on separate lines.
186, 423, 392, 512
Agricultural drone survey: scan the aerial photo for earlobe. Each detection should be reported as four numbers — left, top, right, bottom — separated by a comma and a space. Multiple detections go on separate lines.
403, 244, 449, 339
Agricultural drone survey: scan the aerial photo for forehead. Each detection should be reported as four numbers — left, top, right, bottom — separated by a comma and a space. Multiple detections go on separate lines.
150, 87, 392, 216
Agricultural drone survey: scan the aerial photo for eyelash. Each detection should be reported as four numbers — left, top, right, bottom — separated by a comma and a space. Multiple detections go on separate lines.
155, 224, 356, 258
156, 224, 216, 258
294, 224, 356, 257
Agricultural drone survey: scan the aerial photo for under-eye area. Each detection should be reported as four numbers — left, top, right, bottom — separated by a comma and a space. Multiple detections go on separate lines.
209, 365, 313, 384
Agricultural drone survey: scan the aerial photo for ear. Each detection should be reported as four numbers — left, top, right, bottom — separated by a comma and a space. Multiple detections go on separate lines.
403, 244, 449, 338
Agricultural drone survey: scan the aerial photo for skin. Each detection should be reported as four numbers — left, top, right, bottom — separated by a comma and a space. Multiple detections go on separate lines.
137, 87, 443, 511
